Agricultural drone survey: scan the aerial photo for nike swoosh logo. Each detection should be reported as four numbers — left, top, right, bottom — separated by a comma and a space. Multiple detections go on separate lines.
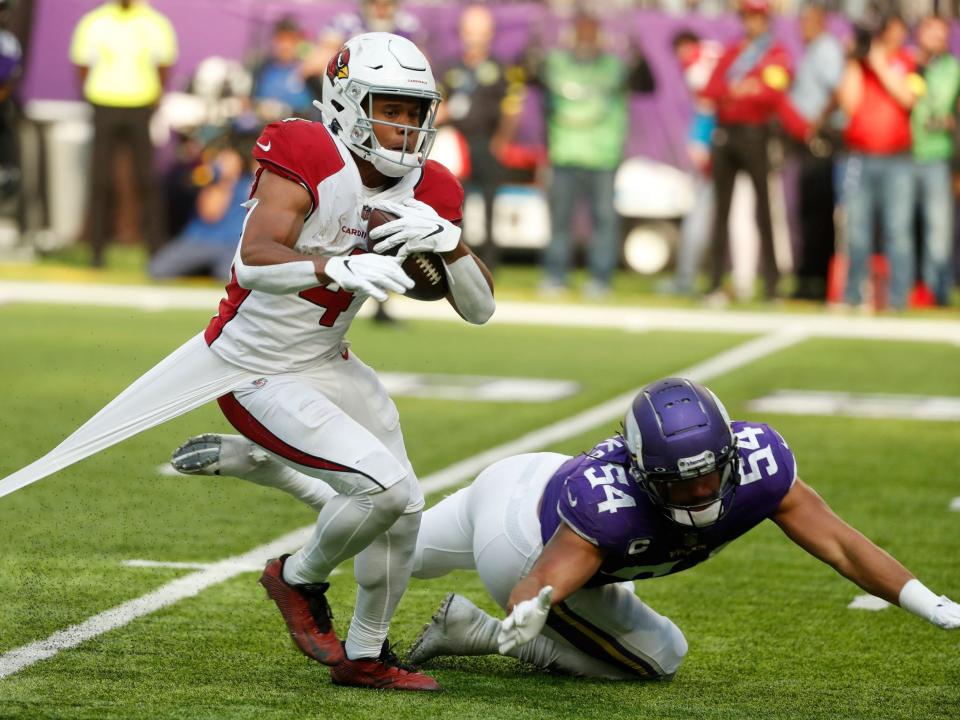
257, 141, 271, 152
423, 224, 444, 239
566, 488, 578, 507
343, 259, 353, 273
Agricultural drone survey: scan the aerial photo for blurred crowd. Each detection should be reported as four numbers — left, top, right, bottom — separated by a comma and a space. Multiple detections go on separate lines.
8, 0, 959, 311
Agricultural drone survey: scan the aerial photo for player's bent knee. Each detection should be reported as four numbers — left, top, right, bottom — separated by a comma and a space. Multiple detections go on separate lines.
656, 623, 688, 678
370, 476, 413, 519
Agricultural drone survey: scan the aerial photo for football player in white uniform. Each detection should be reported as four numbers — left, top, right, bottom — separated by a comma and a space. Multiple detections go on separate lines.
172, 378, 960, 682
0, 32, 494, 692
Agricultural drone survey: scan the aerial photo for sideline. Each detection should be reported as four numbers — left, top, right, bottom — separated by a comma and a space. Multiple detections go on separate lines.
1, 279, 959, 343
0, 327, 807, 680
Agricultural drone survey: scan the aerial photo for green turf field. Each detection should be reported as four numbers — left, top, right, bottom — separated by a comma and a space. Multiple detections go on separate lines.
0, 302, 958, 719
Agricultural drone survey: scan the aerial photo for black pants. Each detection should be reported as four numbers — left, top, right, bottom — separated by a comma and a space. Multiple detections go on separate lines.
794, 146, 835, 300
465, 138, 504, 270
709, 123, 778, 298
88, 104, 163, 266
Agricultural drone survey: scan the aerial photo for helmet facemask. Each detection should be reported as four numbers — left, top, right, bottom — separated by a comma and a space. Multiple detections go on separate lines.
350, 86, 439, 177
628, 445, 740, 529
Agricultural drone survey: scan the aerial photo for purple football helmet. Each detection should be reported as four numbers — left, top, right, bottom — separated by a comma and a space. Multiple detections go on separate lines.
623, 378, 739, 528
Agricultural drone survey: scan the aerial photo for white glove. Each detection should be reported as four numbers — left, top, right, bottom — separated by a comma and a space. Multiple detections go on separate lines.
324, 254, 414, 302
369, 198, 461, 257
497, 586, 553, 654
930, 596, 960, 629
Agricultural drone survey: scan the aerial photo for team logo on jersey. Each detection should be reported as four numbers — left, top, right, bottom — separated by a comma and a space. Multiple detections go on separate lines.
326, 47, 350, 81
252, 378, 268, 388
627, 538, 650, 555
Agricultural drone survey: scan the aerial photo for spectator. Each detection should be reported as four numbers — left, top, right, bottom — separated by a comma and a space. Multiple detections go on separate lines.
0, 0, 21, 205
251, 17, 313, 120
70, 0, 176, 268
786, 3, 844, 301
440, 4, 523, 270
534, 9, 655, 298
303, 0, 424, 103
664, 29, 722, 296
911, 15, 959, 307
837, 13, 919, 311
149, 141, 253, 282
701, 0, 792, 304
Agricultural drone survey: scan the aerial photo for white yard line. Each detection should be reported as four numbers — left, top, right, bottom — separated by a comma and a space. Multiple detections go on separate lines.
848, 595, 891, 611
2, 280, 959, 343
0, 327, 807, 680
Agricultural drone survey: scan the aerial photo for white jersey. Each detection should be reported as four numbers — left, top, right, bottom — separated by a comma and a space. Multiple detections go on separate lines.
204, 118, 464, 374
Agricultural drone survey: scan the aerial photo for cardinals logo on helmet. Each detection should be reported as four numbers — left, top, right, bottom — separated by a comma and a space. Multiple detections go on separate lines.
326, 47, 350, 81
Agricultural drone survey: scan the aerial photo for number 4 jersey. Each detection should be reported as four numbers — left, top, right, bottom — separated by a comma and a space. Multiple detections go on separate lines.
538, 422, 797, 587
204, 118, 464, 374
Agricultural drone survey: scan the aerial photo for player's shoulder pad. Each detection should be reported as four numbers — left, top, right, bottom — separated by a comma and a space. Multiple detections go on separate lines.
763, 422, 798, 484
414, 160, 464, 224
734, 420, 798, 492
556, 454, 638, 548
253, 119, 345, 211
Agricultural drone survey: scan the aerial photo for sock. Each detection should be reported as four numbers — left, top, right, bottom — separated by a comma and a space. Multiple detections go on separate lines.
345, 511, 420, 660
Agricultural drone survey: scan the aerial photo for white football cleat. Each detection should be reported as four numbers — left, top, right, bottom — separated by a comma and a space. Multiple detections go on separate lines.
170, 434, 266, 476
407, 593, 490, 665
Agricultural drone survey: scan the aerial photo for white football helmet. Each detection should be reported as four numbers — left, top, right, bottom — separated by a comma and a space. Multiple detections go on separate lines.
318, 32, 440, 177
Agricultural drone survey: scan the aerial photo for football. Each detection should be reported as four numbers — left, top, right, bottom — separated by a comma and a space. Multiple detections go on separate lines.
366, 208, 449, 301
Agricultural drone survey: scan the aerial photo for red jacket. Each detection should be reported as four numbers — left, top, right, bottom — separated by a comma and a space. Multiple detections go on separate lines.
702, 38, 793, 126
843, 51, 914, 154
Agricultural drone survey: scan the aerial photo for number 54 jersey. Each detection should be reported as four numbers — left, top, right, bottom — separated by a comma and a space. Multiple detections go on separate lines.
538, 421, 797, 588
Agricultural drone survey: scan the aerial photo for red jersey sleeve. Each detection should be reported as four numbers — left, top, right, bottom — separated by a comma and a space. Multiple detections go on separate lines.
701, 45, 739, 102
414, 160, 465, 224
250, 119, 345, 213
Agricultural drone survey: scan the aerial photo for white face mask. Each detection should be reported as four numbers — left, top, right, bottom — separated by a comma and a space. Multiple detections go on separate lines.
670, 500, 723, 527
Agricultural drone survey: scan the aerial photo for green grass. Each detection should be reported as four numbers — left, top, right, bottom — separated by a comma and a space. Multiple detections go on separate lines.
0, 304, 959, 719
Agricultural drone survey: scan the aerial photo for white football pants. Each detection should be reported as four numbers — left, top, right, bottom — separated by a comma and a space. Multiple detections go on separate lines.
412, 452, 688, 679
219, 349, 423, 660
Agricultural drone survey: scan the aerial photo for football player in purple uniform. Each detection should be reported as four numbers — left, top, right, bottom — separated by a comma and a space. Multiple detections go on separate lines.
171, 377, 960, 681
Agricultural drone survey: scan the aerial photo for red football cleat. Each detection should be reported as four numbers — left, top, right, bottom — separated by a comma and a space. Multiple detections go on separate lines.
330, 641, 441, 691
258, 555, 345, 666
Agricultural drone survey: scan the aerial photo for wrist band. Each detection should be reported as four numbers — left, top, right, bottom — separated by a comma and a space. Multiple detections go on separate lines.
899, 579, 940, 622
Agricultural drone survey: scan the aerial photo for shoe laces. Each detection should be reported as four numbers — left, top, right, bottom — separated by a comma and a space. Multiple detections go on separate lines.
378, 640, 418, 673
297, 581, 334, 632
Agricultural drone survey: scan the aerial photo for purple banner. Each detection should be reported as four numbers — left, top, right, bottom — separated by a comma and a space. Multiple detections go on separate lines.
24, 1, 858, 167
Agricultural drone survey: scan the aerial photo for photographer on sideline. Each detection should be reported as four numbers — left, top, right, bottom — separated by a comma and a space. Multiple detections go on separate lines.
836, 14, 920, 311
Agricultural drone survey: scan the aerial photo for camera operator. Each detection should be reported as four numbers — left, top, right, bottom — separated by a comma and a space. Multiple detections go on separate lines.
837, 13, 920, 311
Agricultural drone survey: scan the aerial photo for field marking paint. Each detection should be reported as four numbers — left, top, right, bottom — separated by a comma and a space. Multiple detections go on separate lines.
848, 595, 891, 611
0, 327, 807, 680
950, 497, 960, 512
0, 526, 312, 680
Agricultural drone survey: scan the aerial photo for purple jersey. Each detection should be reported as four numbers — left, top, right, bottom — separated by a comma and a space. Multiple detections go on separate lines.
538, 421, 797, 587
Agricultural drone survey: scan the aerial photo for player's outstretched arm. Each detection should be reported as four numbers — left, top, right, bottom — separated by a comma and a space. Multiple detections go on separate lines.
497, 523, 604, 653
772, 478, 960, 629
236, 171, 412, 301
